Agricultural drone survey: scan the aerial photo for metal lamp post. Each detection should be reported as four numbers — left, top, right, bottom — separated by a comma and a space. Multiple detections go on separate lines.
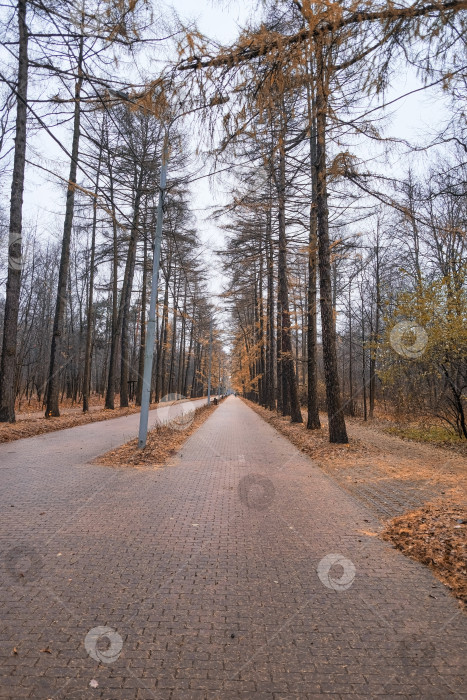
137, 94, 230, 447
138, 130, 169, 449
207, 315, 213, 405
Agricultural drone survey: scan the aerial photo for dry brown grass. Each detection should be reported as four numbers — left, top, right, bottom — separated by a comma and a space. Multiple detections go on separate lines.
94, 402, 219, 469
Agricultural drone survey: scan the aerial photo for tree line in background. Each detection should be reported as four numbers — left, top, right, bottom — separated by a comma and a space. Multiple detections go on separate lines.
0, 0, 465, 444
0, 0, 227, 423
176, 0, 465, 442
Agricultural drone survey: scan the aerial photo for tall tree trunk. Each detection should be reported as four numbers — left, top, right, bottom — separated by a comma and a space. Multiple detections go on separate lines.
104, 152, 120, 409
45, 35, 84, 417
120, 167, 144, 408
361, 293, 367, 422
168, 271, 179, 396
157, 268, 170, 400
183, 319, 194, 396
293, 293, 300, 386
315, 39, 348, 443
153, 295, 161, 403
258, 234, 266, 406
276, 300, 283, 413
307, 211, 321, 429
369, 240, 381, 419
277, 133, 302, 423
0, 0, 28, 423
253, 266, 260, 403
305, 65, 321, 430
190, 340, 199, 398
265, 200, 276, 410
348, 280, 355, 416
82, 138, 103, 412
136, 231, 148, 406
177, 286, 187, 396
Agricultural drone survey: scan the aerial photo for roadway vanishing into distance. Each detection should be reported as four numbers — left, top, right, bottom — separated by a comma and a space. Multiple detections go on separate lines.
0, 396, 465, 698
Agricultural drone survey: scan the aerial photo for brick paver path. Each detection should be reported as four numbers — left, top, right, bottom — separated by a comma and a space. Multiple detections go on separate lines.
1, 396, 465, 699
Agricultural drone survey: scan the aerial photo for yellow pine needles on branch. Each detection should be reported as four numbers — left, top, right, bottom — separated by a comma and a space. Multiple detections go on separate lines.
176, 0, 467, 73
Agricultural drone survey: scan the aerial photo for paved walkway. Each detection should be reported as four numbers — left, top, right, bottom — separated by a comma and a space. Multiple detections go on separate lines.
0, 397, 465, 699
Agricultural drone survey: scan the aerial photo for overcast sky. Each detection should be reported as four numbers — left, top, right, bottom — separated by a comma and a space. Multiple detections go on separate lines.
169, 0, 253, 301
175, 0, 252, 43
16, 0, 255, 302
15, 0, 450, 303
169, 0, 449, 298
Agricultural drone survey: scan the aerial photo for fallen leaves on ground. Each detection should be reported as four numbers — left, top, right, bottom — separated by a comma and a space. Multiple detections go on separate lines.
0, 398, 202, 444
95, 403, 219, 469
383, 503, 467, 608
244, 399, 467, 607
0, 406, 143, 444
15, 394, 106, 415
243, 399, 370, 464
244, 400, 466, 492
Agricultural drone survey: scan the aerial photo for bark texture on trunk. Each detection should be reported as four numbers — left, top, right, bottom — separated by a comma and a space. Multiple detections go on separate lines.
0, 0, 28, 423
307, 212, 321, 429
45, 36, 84, 417
82, 140, 102, 412
104, 154, 120, 409
265, 202, 276, 410
306, 63, 321, 430
258, 236, 266, 406
315, 40, 348, 443
369, 240, 381, 419
136, 232, 148, 406
277, 137, 303, 423
119, 168, 143, 408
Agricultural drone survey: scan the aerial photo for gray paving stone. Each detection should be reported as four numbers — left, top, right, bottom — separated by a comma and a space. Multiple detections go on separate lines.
0, 396, 465, 698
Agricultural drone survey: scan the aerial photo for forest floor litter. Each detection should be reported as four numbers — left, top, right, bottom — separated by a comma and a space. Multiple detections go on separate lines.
383, 503, 466, 608
94, 401, 220, 469
245, 399, 466, 608
0, 396, 202, 444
